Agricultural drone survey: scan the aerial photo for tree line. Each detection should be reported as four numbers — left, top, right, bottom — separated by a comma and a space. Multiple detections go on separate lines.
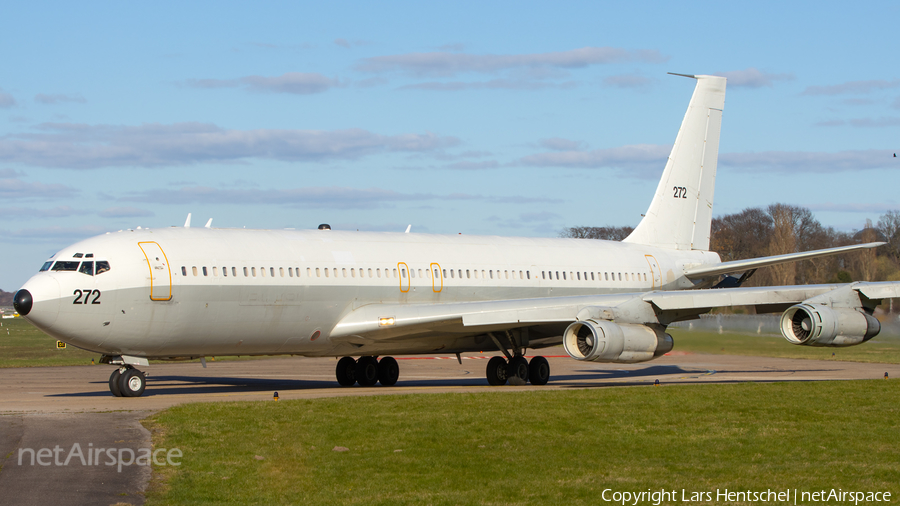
561, 204, 900, 288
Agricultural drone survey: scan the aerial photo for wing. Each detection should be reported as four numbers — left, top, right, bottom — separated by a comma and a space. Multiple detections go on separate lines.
329, 281, 900, 357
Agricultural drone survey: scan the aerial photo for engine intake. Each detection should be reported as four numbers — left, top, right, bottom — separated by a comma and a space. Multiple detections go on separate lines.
563, 319, 673, 363
780, 304, 880, 347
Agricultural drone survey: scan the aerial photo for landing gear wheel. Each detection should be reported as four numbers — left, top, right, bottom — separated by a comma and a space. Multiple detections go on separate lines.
528, 356, 550, 385
377, 357, 399, 386
486, 356, 509, 386
355, 356, 379, 386
108, 368, 123, 397
508, 356, 529, 385
118, 368, 146, 397
336, 357, 357, 387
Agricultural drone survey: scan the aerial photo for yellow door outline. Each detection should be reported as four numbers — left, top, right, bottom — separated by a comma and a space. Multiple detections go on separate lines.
430, 262, 443, 292
398, 262, 410, 292
139, 241, 173, 301
644, 255, 662, 289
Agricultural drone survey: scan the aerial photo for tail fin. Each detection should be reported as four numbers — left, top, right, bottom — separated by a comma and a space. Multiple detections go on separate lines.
623, 74, 726, 251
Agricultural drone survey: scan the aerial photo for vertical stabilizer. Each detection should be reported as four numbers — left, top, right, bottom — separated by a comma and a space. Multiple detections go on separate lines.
623, 75, 726, 251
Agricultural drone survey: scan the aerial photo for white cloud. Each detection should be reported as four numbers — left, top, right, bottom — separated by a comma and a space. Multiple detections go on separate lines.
98, 206, 155, 218
186, 72, 340, 95
400, 79, 576, 91
0, 123, 460, 169
719, 149, 896, 172
121, 185, 561, 209
356, 47, 668, 77
802, 79, 900, 96
0, 225, 109, 244
34, 93, 87, 104
714, 67, 793, 88
538, 137, 584, 151
0, 88, 16, 108
0, 177, 79, 200
0, 206, 89, 219
517, 144, 671, 178
603, 73, 653, 89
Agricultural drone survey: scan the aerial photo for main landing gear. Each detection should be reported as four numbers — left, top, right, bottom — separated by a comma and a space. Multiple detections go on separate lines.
335, 356, 400, 387
485, 331, 550, 386
108, 366, 147, 397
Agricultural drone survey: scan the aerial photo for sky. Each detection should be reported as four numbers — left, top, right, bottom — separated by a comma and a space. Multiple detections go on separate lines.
2, 1, 899, 291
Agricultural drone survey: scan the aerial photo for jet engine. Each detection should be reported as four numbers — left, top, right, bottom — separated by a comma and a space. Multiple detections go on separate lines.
780, 304, 881, 347
563, 319, 673, 363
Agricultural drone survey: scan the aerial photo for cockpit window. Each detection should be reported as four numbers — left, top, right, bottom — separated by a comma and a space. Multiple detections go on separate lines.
40, 261, 53, 272
51, 261, 80, 271
96, 261, 111, 275
79, 261, 94, 276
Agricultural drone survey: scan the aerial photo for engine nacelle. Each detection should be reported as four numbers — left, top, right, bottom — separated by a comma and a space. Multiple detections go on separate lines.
780, 304, 881, 347
563, 319, 674, 363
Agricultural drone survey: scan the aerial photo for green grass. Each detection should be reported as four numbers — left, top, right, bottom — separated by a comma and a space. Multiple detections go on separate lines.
0, 318, 100, 367
144, 381, 900, 505
0, 318, 266, 368
670, 328, 900, 363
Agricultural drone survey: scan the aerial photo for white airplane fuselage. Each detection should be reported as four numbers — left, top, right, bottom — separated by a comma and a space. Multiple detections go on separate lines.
21, 227, 720, 359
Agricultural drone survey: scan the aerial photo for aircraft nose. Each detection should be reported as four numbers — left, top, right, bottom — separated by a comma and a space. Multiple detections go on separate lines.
13, 289, 33, 316
16, 276, 61, 329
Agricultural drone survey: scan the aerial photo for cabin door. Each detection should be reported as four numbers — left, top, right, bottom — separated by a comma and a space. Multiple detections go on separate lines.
138, 242, 173, 301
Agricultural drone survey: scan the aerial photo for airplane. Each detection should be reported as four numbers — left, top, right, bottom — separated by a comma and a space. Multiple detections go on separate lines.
13, 74, 900, 398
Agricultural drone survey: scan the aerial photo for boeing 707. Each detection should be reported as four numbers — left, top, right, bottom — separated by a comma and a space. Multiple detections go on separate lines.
13, 74, 898, 397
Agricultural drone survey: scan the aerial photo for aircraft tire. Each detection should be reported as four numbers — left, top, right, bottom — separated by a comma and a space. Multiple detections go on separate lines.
377, 356, 399, 386
118, 369, 146, 397
336, 357, 357, 386
528, 356, 550, 385
108, 369, 123, 397
486, 356, 509, 386
355, 356, 379, 386
508, 356, 529, 385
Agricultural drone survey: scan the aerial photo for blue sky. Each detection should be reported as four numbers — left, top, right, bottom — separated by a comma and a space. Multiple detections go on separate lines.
2, 1, 899, 291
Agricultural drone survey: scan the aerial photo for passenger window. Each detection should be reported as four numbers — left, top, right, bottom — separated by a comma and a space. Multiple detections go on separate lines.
51, 261, 80, 271
563, 272, 567, 280
279, 267, 284, 277
489, 270, 493, 279
526, 271, 530, 280
555, 271, 559, 280
40, 261, 53, 272
419, 269, 424, 278
232, 267, 237, 277
325, 268, 329, 278
436, 269, 440, 278
79, 261, 94, 276
376, 268, 381, 278
542, 271, 546, 280
252, 267, 257, 277
458, 270, 462, 278
350, 268, 355, 278
192, 266, 198, 276
577, 272, 581, 280
203, 267, 208, 276
223, 267, 228, 277
261, 267, 266, 278
466, 269, 470, 279
212, 267, 218, 276
618, 273, 622, 281
181, 266, 187, 276
368, 268, 373, 278
270, 267, 275, 277
342, 268, 347, 278
288, 268, 293, 277
474, 270, 479, 279
243, 267, 248, 277
450, 269, 455, 278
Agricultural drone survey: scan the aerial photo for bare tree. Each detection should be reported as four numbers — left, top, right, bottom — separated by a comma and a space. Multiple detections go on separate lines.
559, 226, 634, 241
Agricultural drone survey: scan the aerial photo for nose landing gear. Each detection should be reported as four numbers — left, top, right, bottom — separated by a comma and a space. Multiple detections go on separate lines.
108, 366, 147, 397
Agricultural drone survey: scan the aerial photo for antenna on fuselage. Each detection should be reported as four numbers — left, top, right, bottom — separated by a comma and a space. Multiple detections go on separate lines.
205, 218, 213, 228
184, 213, 192, 228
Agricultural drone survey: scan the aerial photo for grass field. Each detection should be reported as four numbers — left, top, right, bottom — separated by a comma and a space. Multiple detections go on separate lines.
0, 318, 99, 367
144, 381, 900, 505
669, 328, 900, 363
